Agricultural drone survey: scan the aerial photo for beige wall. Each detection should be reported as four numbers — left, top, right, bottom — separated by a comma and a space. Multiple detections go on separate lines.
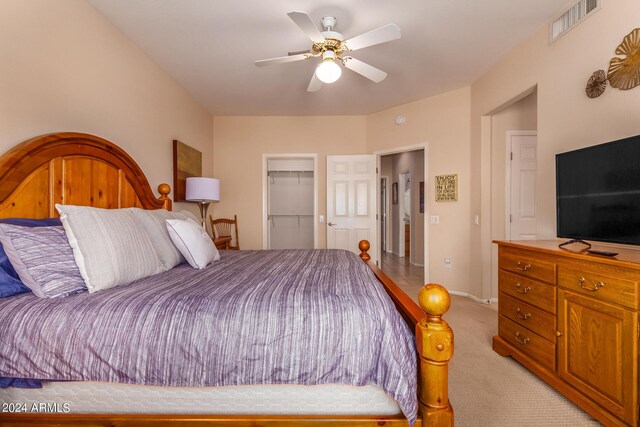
470, 0, 640, 299
366, 87, 472, 294
0, 0, 213, 216
212, 116, 367, 250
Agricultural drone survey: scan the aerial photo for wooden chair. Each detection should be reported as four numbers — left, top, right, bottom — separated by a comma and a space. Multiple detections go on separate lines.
210, 215, 239, 250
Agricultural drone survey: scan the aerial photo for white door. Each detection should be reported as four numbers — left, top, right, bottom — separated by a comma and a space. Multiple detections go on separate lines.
507, 132, 537, 240
327, 155, 377, 264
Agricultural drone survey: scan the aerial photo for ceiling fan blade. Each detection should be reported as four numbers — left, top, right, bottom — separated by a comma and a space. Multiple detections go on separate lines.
342, 57, 387, 82
255, 53, 309, 67
307, 72, 322, 92
344, 24, 401, 51
287, 11, 325, 43
288, 49, 311, 56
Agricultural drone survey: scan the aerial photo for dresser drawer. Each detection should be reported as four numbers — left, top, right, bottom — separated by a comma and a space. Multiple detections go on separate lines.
499, 249, 556, 284
498, 315, 556, 372
499, 293, 556, 342
558, 266, 639, 310
499, 270, 556, 313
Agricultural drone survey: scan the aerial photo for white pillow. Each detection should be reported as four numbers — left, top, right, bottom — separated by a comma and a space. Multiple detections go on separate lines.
56, 204, 164, 293
132, 209, 193, 270
166, 218, 220, 269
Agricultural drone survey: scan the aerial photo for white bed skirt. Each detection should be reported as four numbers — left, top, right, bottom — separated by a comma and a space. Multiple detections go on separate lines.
1, 382, 402, 415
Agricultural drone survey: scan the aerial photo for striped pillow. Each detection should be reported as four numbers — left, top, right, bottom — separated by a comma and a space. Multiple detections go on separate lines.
56, 205, 164, 293
0, 224, 86, 298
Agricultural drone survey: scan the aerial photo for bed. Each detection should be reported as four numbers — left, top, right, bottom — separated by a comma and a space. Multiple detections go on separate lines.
0, 132, 454, 426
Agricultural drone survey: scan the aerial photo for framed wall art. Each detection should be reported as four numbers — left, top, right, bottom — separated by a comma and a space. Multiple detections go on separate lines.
392, 182, 398, 204
173, 140, 202, 202
435, 174, 458, 202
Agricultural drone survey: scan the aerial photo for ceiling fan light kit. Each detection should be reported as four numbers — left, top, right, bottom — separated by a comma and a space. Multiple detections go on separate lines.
255, 11, 401, 92
316, 51, 342, 84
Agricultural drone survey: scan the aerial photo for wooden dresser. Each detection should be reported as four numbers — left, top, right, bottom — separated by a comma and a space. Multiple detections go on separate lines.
493, 240, 640, 426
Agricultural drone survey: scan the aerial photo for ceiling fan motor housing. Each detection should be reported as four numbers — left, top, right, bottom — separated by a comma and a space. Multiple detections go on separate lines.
321, 16, 337, 31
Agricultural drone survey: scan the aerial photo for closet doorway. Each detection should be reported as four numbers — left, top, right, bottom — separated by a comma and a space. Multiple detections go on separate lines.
262, 154, 318, 249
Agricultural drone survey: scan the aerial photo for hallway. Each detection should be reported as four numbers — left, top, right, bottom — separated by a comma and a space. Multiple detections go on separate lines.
380, 251, 424, 303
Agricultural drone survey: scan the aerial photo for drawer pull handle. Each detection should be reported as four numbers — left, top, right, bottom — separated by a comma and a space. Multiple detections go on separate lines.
515, 261, 532, 271
513, 282, 531, 294
514, 332, 530, 345
515, 307, 531, 320
579, 277, 605, 292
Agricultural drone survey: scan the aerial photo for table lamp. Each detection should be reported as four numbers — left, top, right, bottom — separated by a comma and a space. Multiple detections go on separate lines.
185, 177, 220, 228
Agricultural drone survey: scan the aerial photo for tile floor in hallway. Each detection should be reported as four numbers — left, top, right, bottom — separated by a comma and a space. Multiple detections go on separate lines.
380, 251, 425, 303
380, 251, 498, 313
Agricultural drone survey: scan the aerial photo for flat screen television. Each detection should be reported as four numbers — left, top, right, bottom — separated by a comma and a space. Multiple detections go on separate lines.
556, 134, 640, 246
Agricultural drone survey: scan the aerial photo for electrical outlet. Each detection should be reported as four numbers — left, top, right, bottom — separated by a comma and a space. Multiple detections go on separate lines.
430, 215, 440, 224
444, 258, 452, 269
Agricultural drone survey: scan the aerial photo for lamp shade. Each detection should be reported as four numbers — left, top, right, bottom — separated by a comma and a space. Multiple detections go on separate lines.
185, 177, 220, 202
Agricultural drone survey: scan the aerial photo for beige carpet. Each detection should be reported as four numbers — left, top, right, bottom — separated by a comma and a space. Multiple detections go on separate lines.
380, 253, 601, 426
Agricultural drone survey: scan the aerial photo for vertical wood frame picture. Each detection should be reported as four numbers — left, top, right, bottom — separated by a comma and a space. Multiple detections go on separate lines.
173, 140, 202, 202
392, 182, 398, 204
435, 174, 458, 202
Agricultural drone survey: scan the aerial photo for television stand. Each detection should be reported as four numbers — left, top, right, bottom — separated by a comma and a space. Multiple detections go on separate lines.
558, 238, 591, 251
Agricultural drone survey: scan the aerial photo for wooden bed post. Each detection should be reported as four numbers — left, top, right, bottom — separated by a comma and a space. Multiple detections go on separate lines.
417, 284, 454, 426
158, 183, 172, 211
358, 240, 454, 426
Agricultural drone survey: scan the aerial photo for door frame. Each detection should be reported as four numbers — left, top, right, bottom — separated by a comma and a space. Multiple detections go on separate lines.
505, 130, 537, 240
375, 143, 429, 283
262, 153, 318, 249
380, 176, 391, 252
398, 172, 409, 258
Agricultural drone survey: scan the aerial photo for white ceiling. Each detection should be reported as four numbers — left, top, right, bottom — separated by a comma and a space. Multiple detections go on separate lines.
88, 0, 565, 116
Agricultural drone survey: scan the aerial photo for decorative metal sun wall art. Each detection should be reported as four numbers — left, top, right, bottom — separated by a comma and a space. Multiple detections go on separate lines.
586, 70, 607, 98
608, 28, 640, 90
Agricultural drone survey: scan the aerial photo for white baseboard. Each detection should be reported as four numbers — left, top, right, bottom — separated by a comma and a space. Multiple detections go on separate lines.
449, 290, 494, 305
411, 262, 424, 267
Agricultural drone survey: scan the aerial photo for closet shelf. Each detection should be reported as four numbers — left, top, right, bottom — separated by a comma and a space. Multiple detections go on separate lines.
268, 170, 314, 184
268, 214, 313, 228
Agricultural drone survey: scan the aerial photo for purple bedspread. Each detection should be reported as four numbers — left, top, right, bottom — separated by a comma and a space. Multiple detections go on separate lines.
0, 249, 417, 423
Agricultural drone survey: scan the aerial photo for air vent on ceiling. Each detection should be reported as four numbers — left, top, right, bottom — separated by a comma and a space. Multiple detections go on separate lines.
549, 0, 600, 44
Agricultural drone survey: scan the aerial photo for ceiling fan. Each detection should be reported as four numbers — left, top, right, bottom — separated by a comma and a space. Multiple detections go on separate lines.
255, 12, 401, 92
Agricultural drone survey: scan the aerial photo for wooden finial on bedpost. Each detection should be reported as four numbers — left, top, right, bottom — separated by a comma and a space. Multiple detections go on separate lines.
358, 240, 371, 261
158, 183, 172, 211
417, 283, 454, 426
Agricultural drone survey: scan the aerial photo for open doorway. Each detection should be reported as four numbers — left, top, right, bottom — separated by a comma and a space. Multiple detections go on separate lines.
377, 146, 427, 292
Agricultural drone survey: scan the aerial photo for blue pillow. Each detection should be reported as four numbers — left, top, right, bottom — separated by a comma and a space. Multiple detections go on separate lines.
0, 218, 62, 298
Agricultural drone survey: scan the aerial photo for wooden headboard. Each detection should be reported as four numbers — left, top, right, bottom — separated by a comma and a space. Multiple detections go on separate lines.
0, 132, 171, 219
